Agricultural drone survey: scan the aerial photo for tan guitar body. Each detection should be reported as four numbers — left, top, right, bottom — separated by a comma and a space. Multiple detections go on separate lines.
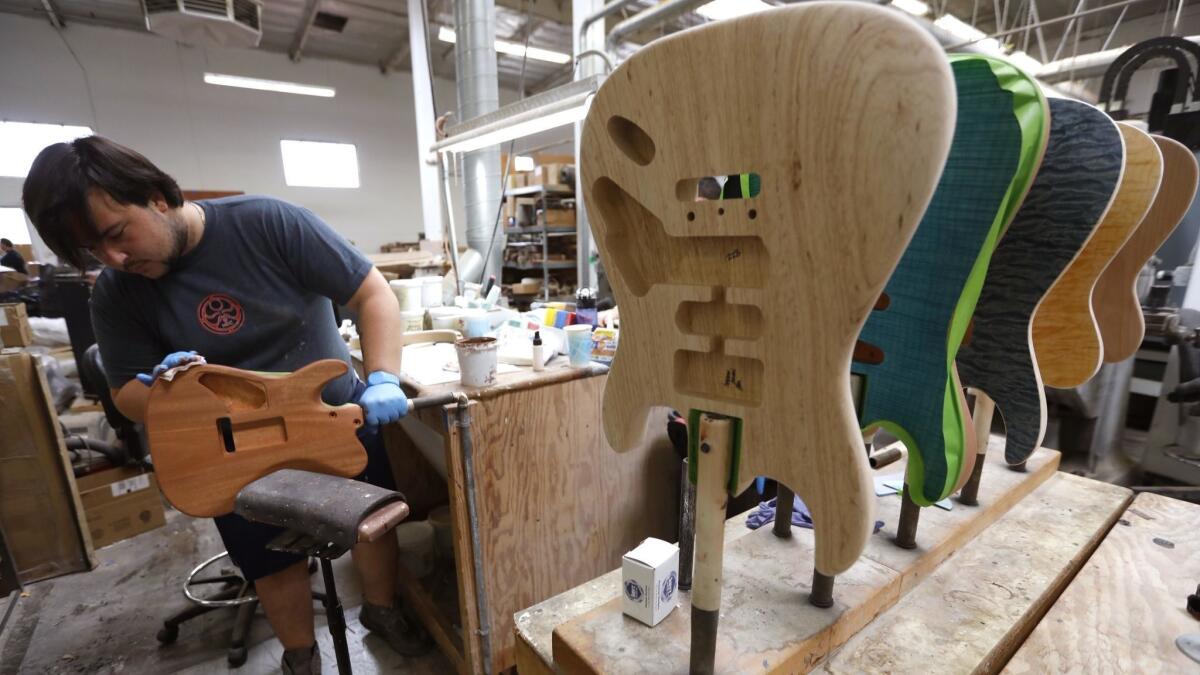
582, 3, 955, 576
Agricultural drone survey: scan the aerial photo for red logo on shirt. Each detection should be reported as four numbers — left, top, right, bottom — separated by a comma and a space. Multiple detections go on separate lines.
198, 293, 245, 335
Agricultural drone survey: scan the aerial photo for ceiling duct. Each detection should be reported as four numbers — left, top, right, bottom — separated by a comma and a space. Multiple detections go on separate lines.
141, 0, 263, 49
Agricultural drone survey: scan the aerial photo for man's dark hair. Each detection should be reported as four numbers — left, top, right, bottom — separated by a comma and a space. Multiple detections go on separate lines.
0, 238, 11, 248
22, 136, 183, 269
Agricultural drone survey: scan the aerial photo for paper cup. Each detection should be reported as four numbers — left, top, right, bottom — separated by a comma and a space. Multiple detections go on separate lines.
565, 324, 594, 368
455, 336, 498, 387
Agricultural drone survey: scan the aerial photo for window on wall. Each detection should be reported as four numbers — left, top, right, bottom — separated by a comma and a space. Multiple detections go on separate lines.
0, 208, 32, 245
280, 140, 360, 189
0, 121, 94, 178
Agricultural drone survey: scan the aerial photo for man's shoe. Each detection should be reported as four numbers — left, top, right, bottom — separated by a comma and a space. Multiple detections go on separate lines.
281, 643, 321, 675
359, 600, 433, 657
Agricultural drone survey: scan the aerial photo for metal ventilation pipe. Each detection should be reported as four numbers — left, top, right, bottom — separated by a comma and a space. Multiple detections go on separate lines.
454, 0, 503, 282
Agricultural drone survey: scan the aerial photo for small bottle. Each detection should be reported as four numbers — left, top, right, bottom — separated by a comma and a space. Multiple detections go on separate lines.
532, 331, 545, 371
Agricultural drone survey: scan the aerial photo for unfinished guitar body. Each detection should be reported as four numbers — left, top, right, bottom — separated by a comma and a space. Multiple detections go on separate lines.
1032, 124, 1163, 388
958, 99, 1124, 466
1095, 135, 1200, 363
854, 55, 1048, 506
146, 360, 366, 517
583, 3, 955, 576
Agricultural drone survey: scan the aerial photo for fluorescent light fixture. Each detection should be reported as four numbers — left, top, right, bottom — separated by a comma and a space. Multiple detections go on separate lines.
437, 26, 571, 65
514, 155, 535, 172
934, 14, 1002, 53
0, 121, 93, 178
438, 103, 590, 155
280, 140, 360, 188
204, 73, 335, 98
0, 208, 32, 246
890, 0, 930, 16
696, 0, 772, 20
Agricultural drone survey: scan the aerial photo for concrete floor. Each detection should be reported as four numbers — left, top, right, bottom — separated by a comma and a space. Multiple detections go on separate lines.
0, 508, 453, 675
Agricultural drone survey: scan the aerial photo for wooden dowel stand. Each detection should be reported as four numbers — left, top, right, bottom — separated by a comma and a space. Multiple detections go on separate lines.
958, 390, 996, 506
690, 414, 734, 675
773, 485, 794, 539
894, 486, 921, 549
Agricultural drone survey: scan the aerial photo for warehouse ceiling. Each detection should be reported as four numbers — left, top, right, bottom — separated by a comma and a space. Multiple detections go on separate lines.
0, 0, 1192, 94
0, 0, 704, 93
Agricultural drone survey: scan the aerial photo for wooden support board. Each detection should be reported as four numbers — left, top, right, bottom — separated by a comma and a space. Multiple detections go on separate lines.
819, 473, 1130, 673
1005, 492, 1200, 673
549, 438, 1059, 674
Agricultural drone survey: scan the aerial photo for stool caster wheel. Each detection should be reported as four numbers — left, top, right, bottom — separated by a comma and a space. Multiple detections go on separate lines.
157, 625, 178, 644
228, 646, 248, 667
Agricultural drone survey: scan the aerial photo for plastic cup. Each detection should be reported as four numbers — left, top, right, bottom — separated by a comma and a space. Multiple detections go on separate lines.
565, 324, 594, 368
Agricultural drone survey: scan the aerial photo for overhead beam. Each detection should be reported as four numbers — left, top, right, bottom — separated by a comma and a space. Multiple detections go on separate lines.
289, 0, 321, 62
40, 0, 64, 29
381, 43, 412, 73
496, 0, 570, 24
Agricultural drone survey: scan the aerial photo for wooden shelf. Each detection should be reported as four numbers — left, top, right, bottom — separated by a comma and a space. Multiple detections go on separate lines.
504, 185, 573, 198
504, 261, 576, 270
505, 224, 576, 235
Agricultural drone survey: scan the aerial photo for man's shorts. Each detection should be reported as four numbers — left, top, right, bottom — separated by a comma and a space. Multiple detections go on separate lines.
212, 382, 397, 581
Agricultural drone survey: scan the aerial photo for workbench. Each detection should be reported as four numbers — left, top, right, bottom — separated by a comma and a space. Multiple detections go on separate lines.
514, 437, 1199, 673
382, 358, 680, 674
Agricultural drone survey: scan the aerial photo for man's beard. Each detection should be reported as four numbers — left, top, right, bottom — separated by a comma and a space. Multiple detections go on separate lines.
163, 209, 190, 271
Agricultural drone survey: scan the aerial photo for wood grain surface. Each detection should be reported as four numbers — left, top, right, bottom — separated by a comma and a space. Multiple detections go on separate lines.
550, 443, 1061, 675
444, 379, 679, 673
957, 98, 1124, 466
145, 360, 366, 517
1094, 134, 1200, 363
1005, 492, 1200, 674
582, 3, 955, 575
854, 55, 1046, 505
820, 472, 1131, 675
1031, 123, 1162, 388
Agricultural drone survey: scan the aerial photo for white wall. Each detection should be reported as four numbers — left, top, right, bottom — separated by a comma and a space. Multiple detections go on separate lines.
0, 12, 464, 257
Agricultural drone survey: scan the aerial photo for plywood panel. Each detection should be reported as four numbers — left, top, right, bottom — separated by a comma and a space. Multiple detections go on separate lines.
1005, 492, 1200, 674
820, 473, 1131, 674
450, 374, 679, 673
550, 443, 1060, 674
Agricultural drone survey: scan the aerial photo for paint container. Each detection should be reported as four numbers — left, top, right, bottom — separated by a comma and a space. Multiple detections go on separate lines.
421, 276, 444, 308
455, 336, 498, 387
400, 309, 425, 333
429, 306, 464, 331
565, 324, 594, 368
394, 520, 435, 579
428, 505, 454, 563
389, 279, 423, 311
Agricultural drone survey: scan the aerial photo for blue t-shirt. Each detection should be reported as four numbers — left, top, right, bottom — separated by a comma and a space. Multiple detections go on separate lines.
91, 195, 372, 405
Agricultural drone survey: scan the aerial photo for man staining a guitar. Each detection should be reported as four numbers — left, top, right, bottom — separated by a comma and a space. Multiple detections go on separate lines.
22, 136, 426, 674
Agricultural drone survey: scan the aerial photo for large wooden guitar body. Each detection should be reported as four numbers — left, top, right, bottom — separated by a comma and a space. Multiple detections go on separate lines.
582, 3, 955, 575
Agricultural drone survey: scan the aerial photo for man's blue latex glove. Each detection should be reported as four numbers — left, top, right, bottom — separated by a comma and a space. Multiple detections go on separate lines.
359, 371, 410, 426
136, 351, 205, 386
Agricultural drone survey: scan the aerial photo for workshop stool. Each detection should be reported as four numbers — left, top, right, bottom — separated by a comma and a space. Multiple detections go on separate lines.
234, 468, 413, 675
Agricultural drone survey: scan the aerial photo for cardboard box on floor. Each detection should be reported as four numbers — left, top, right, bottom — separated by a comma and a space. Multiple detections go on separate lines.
75, 466, 166, 549
1, 303, 34, 347
0, 350, 95, 583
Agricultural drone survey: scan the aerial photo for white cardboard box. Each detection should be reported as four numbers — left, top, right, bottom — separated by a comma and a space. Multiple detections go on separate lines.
621, 537, 679, 626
